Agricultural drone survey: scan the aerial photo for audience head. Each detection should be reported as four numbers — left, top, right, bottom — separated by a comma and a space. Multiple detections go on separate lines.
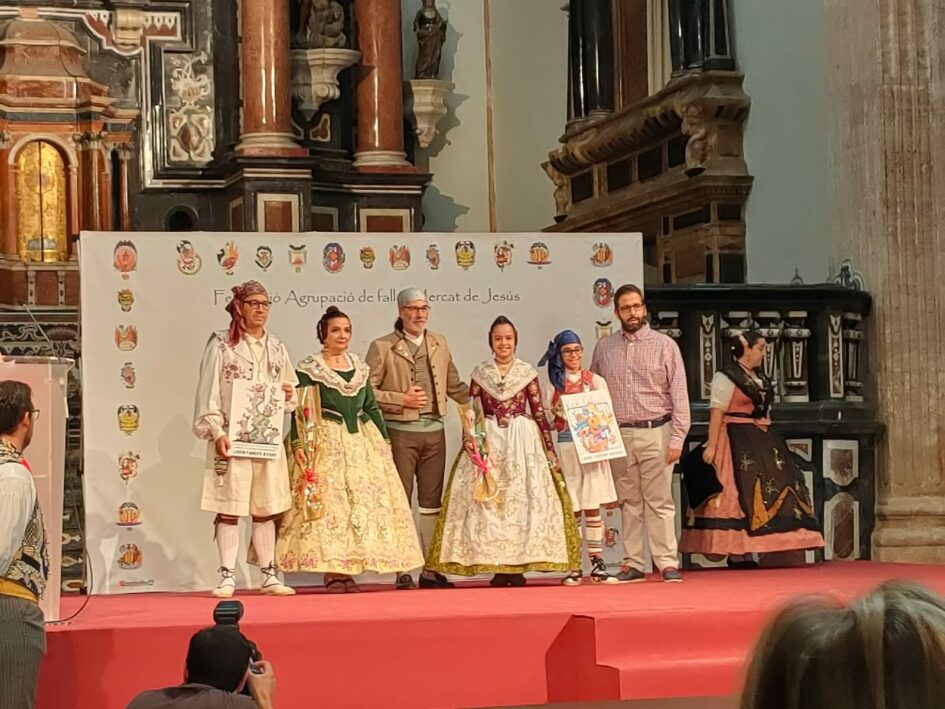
0, 380, 35, 451
741, 580, 945, 709
184, 625, 254, 693
317, 306, 351, 349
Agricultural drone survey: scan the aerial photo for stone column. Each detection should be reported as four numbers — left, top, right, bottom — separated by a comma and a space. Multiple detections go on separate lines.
580, 0, 614, 117
116, 143, 133, 231
235, 0, 304, 156
667, 0, 734, 76
567, 0, 588, 126
353, 0, 410, 170
826, 0, 945, 562
0, 131, 14, 256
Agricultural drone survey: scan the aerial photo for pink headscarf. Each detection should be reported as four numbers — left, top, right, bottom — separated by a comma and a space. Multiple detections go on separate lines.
226, 280, 268, 346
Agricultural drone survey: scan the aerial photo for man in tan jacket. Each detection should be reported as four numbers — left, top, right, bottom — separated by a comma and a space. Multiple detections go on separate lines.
366, 288, 469, 589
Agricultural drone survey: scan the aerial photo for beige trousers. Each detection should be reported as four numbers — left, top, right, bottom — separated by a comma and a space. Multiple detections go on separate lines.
611, 424, 679, 571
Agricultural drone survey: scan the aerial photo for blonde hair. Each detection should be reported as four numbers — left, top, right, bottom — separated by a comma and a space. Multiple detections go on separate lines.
741, 581, 945, 709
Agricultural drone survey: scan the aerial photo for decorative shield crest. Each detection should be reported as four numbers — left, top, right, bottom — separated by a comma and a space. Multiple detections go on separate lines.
176, 240, 202, 275
114, 241, 138, 280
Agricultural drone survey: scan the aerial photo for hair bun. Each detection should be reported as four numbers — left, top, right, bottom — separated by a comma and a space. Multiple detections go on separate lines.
325, 306, 340, 316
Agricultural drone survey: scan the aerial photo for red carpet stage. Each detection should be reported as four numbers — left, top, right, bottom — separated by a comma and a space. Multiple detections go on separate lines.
38, 562, 945, 709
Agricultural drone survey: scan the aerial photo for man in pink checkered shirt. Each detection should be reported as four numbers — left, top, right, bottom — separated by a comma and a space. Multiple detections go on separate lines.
590, 284, 690, 583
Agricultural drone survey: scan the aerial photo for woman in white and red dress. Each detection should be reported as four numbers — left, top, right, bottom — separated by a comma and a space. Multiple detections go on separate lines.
427, 317, 581, 587
540, 330, 619, 585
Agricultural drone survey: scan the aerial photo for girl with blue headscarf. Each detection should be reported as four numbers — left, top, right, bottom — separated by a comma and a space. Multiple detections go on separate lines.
540, 330, 619, 585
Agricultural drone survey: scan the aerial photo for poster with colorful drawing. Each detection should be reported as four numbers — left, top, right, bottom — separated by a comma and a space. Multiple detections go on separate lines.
227, 380, 286, 459
560, 389, 626, 464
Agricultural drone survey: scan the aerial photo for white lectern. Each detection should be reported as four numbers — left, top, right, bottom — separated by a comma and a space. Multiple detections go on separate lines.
0, 355, 73, 621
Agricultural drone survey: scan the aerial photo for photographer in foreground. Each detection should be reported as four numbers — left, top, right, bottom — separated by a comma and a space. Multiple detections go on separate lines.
127, 625, 275, 708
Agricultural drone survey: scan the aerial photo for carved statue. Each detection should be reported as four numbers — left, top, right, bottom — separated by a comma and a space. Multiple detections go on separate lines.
413, 0, 447, 80
542, 158, 570, 219
296, 0, 347, 49
681, 103, 709, 176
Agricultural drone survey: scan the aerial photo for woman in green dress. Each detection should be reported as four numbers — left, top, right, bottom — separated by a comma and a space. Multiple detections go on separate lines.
275, 307, 423, 592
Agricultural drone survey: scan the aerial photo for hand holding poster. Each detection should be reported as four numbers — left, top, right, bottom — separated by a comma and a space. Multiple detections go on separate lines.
227, 380, 286, 459
560, 389, 626, 464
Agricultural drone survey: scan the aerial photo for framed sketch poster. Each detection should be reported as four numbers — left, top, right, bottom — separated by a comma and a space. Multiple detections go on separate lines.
560, 388, 626, 464
227, 380, 286, 459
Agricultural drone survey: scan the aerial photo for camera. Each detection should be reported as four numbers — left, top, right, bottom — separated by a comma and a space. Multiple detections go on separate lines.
213, 600, 263, 691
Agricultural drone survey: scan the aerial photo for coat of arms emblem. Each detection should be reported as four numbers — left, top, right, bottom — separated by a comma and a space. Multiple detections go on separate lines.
255, 246, 273, 271
120, 362, 137, 389
426, 244, 440, 270
114, 325, 138, 352
176, 240, 202, 274
117, 404, 141, 435
289, 244, 307, 272
590, 242, 613, 267
114, 241, 138, 280
117, 289, 135, 312
117, 543, 143, 570
118, 502, 142, 527
494, 240, 513, 272
593, 278, 614, 308
323, 243, 345, 273
389, 245, 410, 271
118, 451, 140, 482
360, 246, 376, 269
455, 241, 476, 270
216, 241, 240, 275
528, 241, 551, 268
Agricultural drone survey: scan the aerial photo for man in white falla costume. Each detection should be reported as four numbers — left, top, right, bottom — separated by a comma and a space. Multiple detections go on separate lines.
193, 280, 298, 597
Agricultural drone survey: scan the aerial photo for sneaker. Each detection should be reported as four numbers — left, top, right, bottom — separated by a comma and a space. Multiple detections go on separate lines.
661, 567, 683, 583
395, 573, 417, 590
615, 565, 647, 583
259, 564, 296, 596
590, 557, 619, 585
212, 567, 236, 598
418, 571, 454, 589
562, 571, 583, 586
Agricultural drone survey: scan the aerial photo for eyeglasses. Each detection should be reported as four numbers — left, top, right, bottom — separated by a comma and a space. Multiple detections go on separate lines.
560, 347, 583, 356
617, 304, 646, 314
403, 306, 430, 314
244, 301, 271, 310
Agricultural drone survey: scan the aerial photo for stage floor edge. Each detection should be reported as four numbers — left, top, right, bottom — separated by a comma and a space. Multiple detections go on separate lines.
38, 562, 945, 709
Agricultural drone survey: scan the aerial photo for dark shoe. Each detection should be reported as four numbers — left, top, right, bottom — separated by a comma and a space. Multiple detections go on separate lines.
562, 571, 583, 586
394, 573, 416, 590
418, 571, 455, 589
661, 567, 683, 583
726, 558, 760, 570
507, 573, 526, 587
590, 557, 619, 585
615, 565, 647, 583
490, 573, 509, 587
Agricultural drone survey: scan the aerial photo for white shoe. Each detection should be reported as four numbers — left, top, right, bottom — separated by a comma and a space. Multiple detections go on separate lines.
212, 568, 236, 598
260, 565, 296, 596
562, 571, 583, 586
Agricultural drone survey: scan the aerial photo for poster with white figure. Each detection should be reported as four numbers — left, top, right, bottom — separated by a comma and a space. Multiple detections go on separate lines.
227, 381, 286, 460
80, 232, 643, 593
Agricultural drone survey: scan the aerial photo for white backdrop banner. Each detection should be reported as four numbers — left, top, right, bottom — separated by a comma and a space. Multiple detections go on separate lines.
80, 231, 643, 593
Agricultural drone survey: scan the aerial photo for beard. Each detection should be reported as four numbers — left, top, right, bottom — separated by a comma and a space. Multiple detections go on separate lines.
621, 318, 644, 334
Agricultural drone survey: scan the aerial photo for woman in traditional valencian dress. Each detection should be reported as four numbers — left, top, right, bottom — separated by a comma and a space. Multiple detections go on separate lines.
275, 307, 423, 592
428, 316, 581, 587
680, 331, 824, 567
539, 330, 619, 585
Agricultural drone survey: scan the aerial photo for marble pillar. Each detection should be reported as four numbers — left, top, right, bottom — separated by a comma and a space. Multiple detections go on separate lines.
667, 0, 734, 76
353, 0, 410, 170
580, 0, 614, 117
235, 0, 304, 156
826, 0, 945, 562
567, 0, 588, 126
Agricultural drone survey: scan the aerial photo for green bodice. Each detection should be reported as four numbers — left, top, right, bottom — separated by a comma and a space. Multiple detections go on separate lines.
291, 369, 388, 444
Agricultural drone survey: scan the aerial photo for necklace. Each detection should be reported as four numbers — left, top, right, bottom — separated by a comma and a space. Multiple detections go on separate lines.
322, 350, 348, 369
